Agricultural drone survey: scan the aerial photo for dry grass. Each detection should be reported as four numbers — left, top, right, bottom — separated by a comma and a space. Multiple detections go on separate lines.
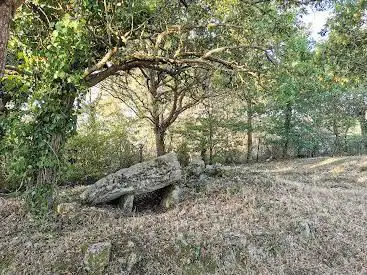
1, 156, 367, 274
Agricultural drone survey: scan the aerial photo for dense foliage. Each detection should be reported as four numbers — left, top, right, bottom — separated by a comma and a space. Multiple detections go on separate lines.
0, 0, 366, 213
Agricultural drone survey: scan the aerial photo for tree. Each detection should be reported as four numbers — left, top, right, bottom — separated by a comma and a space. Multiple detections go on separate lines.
0, 0, 342, 193
104, 67, 211, 156
0, 0, 24, 74
320, 0, 367, 151
263, 33, 323, 158
3, 11, 90, 188
0, 0, 24, 112
177, 97, 228, 164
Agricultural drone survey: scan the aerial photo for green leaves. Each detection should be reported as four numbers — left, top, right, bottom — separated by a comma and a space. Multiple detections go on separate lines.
1, 4, 91, 190
1, 0, 366, 193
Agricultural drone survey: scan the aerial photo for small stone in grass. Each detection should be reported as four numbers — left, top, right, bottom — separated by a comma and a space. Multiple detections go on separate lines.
127, 252, 138, 272
83, 241, 112, 275
56, 202, 80, 216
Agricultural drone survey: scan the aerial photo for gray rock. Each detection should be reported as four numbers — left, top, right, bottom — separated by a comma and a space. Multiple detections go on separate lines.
127, 252, 138, 272
161, 185, 181, 209
80, 153, 182, 206
199, 174, 209, 181
297, 220, 313, 239
117, 194, 135, 215
185, 158, 205, 177
56, 202, 80, 216
204, 163, 224, 177
83, 241, 111, 275
115, 241, 139, 274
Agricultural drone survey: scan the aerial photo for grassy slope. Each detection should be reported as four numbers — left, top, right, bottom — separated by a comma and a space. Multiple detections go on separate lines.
1, 156, 367, 274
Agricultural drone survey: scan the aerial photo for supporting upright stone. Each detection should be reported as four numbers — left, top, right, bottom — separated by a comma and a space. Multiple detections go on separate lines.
118, 194, 134, 215
185, 157, 205, 178
161, 184, 180, 210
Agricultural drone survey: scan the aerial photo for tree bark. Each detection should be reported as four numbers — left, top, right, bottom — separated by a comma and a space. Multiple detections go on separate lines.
206, 103, 214, 165
36, 133, 63, 186
282, 102, 292, 158
0, 1, 14, 114
0, 0, 24, 138
332, 119, 342, 155
35, 90, 76, 186
147, 70, 167, 157
154, 126, 166, 157
359, 110, 367, 153
247, 100, 253, 161
200, 147, 207, 164
208, 124, 214, 165
0, 1, 13, 78
0, 0, 23, 77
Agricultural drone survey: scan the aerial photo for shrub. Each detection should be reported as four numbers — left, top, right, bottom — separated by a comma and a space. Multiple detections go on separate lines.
62, 124, 140, 185
177, 142, 190, 167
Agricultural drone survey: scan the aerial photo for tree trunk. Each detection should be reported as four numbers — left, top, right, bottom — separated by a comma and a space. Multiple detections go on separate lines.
256, 137, 261, 162
138, 144, 144, 163
282, 102, 292, 158
209, 145, 213, 165
36, 90, 76, 186
0, 0, 24, 139
208, 106, 214, 165
247, 100, 253, 161
359, 111, 367, 153
200, 147, 207, 165
0, 0, 24, 76
36, 133, 63, 185
154, 126, 166, 157
0, 1, 13, 78
332, 119, 341, 155
0, 1, 13, 114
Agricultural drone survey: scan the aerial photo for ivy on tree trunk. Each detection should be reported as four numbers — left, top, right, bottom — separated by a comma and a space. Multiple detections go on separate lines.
0, 0, 13, 112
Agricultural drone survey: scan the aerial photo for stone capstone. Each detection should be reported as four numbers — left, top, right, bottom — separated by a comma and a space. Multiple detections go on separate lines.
80, 153, 182, 212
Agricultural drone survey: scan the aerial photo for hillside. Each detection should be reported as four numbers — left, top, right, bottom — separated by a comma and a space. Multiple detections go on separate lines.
1, 156, 367, 274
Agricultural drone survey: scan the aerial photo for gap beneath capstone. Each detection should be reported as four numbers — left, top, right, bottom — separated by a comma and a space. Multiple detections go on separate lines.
107, 186, 170, 214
